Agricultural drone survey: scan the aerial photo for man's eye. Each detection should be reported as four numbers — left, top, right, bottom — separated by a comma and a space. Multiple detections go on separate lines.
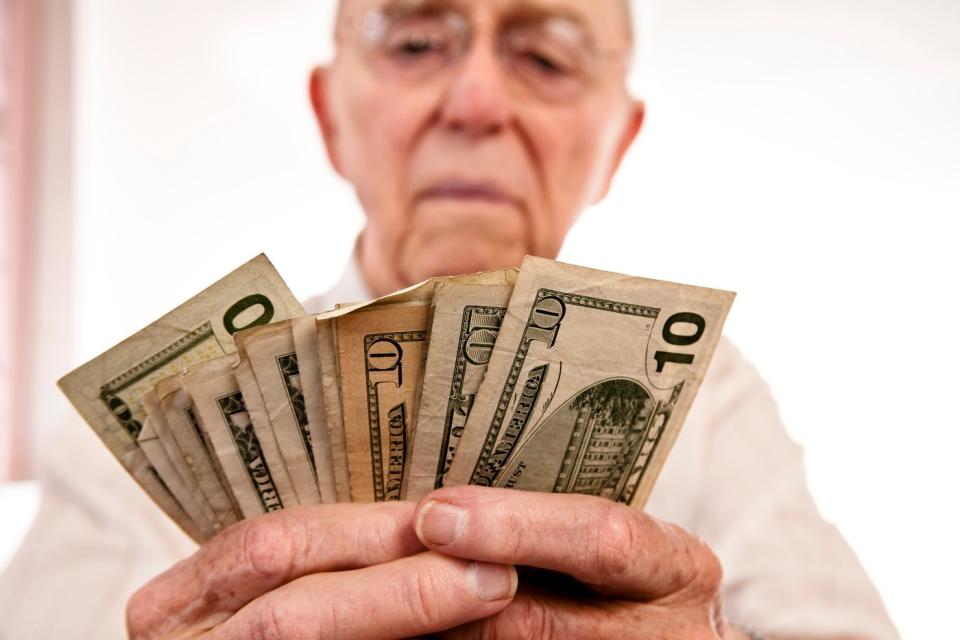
506, 36, 577, 78
389, 34, 446, 58
515, 47, 574, 78
526, 51, 565, 74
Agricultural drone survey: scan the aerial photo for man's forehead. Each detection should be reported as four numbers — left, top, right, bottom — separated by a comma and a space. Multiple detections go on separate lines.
336, 0, 631, 45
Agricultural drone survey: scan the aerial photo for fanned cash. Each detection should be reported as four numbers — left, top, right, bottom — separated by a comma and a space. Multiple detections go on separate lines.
59, 253, 734, 538
57, 255, 303, 540
404, 282, 513, 500
445, 256, 734, 509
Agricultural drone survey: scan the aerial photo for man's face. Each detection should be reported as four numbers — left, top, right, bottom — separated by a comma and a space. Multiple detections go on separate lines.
314, 0, 642, 286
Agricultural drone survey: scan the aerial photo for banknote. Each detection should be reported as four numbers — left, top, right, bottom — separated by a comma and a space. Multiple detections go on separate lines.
184, 356, 290, 519
58, 254, 303, 539
404, 282, 513, 500
157, 374, 240, 529
317, 318, 351, 501
445, 257, 735, 509
336, 302, 431, 502
140, 388, 218, 527
292, 316, 338, 502
239, 322, 322, 505
137, 413, 217, 538
233, 357, 301, 507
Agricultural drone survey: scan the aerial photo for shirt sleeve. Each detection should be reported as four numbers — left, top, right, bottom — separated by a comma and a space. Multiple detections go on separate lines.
0, 421, 195, 640
691, 340, 899, 639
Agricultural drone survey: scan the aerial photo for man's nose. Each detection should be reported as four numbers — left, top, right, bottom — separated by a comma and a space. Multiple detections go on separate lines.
438, 43, 512, 137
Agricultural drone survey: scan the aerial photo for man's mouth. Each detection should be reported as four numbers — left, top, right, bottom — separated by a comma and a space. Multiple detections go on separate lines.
416, 180, 520, 207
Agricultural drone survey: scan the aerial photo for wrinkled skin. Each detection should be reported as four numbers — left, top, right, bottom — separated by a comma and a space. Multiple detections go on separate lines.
127, 488, 746, 639
313, 0, 643, 296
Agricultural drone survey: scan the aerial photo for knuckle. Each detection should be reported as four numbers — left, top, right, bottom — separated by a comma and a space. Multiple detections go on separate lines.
398, 567, 447, 628
691, 536, 724, 595
693, 624, 724, 640
248, 590, 338, 640
591, 503, 642, 579
239, 513, 299, 585
503, 597, 555, 638
249, 599, 290, 640
125, 586, 153, 639
662, 524, 724, 600
367, 506, 406, 561
125, 576, 188, 640
673, 627, 719, 640
502, 516, 528, 559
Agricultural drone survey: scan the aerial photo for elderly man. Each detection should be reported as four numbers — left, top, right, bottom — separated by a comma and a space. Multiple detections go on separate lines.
0, 1, 898, 638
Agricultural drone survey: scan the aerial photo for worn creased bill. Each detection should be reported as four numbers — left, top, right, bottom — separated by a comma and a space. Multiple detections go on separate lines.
139, 388, 219, 536
137, 413, 216, 538
233, 356, 301, 507
445, 256, 735, 509
238, 322, 322, 505
404, 282, 513, 500
317, 318, 351, 501
292, 316, 338, 502
336, 302, 431, 502
57, 254, 302, 540
184, 356, 290, 519
157, 374, 240, 528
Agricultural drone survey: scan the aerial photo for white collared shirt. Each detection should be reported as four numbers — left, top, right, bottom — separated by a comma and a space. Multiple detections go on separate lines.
0, 256, 899, 639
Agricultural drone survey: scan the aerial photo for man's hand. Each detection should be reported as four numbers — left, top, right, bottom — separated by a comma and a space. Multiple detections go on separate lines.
414, 486, 747, 640
126, 502, 516, 639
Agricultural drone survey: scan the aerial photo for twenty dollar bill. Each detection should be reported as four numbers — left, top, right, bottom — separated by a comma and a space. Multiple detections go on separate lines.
57, 255, 302, 540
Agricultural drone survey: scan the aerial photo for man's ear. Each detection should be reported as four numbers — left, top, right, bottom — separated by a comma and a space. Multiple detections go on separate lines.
593, 99, 645, 204
309, 66, 346, 177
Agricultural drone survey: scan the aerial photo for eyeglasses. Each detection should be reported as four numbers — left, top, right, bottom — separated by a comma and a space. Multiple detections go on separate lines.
355, 7, 628, 103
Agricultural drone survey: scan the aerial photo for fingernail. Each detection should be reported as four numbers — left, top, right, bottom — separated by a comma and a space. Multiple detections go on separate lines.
416, 501, 466, 546
469, 562, 516, 602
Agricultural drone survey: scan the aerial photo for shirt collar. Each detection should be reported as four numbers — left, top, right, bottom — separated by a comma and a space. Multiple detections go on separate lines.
302, 248, 373, 314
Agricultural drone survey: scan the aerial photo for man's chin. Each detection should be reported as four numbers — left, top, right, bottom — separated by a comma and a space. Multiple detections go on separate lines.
399, 240, 526, 282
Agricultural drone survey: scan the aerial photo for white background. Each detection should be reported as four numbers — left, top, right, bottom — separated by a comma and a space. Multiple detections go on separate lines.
18, 0, 960, 636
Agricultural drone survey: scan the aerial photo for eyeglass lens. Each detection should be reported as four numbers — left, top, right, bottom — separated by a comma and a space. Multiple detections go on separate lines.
361, 6, 609, 102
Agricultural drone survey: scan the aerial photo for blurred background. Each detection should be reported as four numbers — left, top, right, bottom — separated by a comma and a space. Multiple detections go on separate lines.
1, 0, 957, 636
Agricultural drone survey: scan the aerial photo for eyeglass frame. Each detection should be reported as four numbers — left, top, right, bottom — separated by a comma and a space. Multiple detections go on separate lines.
337, 2, 633, 104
